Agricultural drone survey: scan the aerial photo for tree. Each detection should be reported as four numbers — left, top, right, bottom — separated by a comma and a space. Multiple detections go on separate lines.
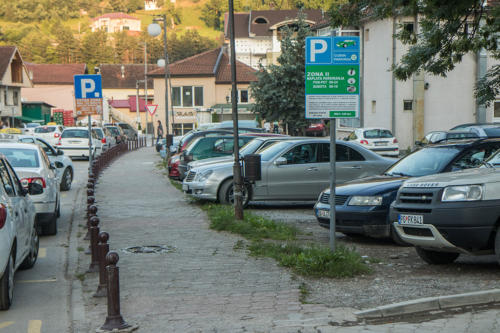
329, 0, 500, 106
250, 14, 313, 134
168, 30, 217, 62
200, 0, 226, 30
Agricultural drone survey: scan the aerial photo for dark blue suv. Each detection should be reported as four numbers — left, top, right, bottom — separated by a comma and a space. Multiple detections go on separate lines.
314, 138, 500, 244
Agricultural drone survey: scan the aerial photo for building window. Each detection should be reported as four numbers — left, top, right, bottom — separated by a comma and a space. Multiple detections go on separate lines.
403, 22, 414, 34
123, 26, 130, 31
494, 101, 500, 118
4, 89, 8, 106
371, 100, 376, 113
403, 100, 413, 111
12, 91, 18, 105
239, 90, 249, 103
253, 17, 268, 24
172, 86, 203, 107
365, 29, 370, 41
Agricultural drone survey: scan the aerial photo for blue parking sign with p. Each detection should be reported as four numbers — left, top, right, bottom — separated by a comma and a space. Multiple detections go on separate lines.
306, 37, 332, 65
74, 74, 102, 99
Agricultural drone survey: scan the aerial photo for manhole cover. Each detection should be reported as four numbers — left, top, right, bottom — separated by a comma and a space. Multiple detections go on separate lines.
122, 245, 176, 254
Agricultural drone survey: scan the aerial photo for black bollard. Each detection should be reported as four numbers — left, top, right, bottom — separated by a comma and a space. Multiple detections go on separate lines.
84, 197, 95, 240
100, 252, 131, 331
87, 216, 100, 273
85, 205, 98, 252
94, 232, 109, 297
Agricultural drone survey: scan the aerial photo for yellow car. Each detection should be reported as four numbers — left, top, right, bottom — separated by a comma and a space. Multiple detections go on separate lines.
0, 128, 22, 134
47, 122, 58, 125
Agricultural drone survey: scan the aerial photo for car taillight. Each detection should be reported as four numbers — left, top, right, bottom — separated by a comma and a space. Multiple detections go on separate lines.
54, 132, 60, 138
393, 138, 398, 144
360, 140, 369, 145
101, 138, 106, 144
0, 204, 6, 229
21, 177, 46, 189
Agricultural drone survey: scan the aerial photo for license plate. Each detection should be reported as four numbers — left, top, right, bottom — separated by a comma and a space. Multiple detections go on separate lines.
398, 214, 423, 225
317, 209, 330, 218
374, 141, 388, 146
69, 140, 82, 144
182, 184, 189, 191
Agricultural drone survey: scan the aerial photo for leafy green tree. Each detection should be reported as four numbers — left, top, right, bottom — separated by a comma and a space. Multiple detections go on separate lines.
109, 0, 128, 12
250, 14, 313, 135
53, 26, 82, 63
169, 30, 217, 62
81, 30, 114, 71
201, 0, 226, 30
329, 0, 500, 106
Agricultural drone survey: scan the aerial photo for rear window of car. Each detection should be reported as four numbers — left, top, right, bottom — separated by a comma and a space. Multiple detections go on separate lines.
0, 148, 40, 168
92, 129, 104, 139
34, 126, 56, 133
364, 129, 393, 139
106, 127, 119, 135
62, 129, 89, 138
483, 128, 500, 137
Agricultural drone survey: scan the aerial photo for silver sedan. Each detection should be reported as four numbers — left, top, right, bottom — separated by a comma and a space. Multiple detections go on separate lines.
182, 138, 396, 206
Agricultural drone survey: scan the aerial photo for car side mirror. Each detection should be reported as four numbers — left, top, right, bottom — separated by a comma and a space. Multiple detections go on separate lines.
28, 182, 43, 195
57, 149, 64, 156
274, 157, 287, 166
414, 141, 422, 146
55, 161, 64, 168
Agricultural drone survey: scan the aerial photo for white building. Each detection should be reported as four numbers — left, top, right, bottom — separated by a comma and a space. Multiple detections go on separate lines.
91, 13, 141, 34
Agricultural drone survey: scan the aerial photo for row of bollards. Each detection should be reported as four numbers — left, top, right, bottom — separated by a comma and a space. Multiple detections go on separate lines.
84, 143, 138, 332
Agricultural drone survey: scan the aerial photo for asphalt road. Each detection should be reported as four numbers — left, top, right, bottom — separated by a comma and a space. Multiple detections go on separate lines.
0, 160, 88, 333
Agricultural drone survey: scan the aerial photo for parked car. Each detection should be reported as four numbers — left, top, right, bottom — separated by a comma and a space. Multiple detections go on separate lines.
183, 139, 394, 207
415, 131, 479, 146
178, 135, 256, 180
57, 127, 102, 160
105, 125, 125, 144
20, 123, 41, 135
16, 136, 74, 191
176, 130, 233, 153
314, 138, 500, 243
0, 155, 41, 310
305, 121, 328, 137
116, 122, 137, 140
449, 122, 500, 131
0, 143, 61, 235
390, 149, 500, 265
464, 125, 500, 138
344, 128, 399, 157
33, 125, 64, 146
92, 127, 115, 151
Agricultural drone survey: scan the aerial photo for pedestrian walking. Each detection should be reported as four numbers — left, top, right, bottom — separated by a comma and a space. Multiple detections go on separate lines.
264, 122, 271, 133
156, 120, 164, 144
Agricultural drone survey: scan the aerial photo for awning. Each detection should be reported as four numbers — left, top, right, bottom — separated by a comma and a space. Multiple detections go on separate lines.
15, 116, 44, 123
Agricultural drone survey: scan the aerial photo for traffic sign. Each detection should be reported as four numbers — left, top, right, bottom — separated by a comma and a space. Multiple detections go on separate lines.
146, 104, 158, 116
305, 36, 360, 119
74, 75, 103, 116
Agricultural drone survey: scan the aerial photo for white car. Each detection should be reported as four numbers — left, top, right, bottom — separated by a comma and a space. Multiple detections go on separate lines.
57, 127, 102, 159
0, 143, 60, 235
16, 136, 74, 191
92, 127, 115, 151
344, 128, 399, 157
0, 154, 40, 310
20, 123, 41, 135
33, 125, 64, 146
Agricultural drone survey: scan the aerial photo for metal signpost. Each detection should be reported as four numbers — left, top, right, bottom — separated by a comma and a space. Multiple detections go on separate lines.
305, 36, 360, 251
74, 74, 103, 168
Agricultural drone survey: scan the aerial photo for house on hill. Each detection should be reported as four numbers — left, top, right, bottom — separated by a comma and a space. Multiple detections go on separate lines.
22, 63, 87, 117
225, 9, 324, 69
0, 46, 33, 127
148, 47, 258, 135
91, 13, 142, 35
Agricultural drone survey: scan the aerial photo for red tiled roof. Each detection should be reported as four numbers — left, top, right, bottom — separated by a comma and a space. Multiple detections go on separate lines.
148, 48, 257, 83
224, 13, 250, 38
108, 97, 147, 112
0, 46, 16, 81
93, 12, 140, 21
25, 63, 87, 85
100, 64, 158, 89
108, 99, 130, 108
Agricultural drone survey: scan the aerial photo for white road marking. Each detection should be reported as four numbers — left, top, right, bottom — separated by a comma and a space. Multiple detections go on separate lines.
28, 320, 42, 333
38, 248, 46, 258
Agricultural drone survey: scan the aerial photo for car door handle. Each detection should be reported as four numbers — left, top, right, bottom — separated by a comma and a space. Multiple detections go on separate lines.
306, 167, 319, 171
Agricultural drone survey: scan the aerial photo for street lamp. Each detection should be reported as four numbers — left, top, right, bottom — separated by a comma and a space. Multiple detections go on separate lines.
148, 16, 171, 145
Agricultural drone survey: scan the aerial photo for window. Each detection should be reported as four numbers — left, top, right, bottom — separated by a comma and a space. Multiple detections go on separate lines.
123, 26, 130, 30
12, 91, 18, 105
403, 100, 413, 111
4, 89, 8, 106
239, 90, 249, 103
0, 160, 15, 197
494, 101, 500, 118
281, 144, 318, 164
4, 160, 23, 195
336, 144, 365, 162
365, 29, 370, 41
451, 144, 500, 171
347, 132, 358, 141
172, 86, 203, 107
253, 17, 268, 24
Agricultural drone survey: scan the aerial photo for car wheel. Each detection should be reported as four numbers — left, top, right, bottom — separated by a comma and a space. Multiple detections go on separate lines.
390, 225, 410, 246
218, 179, 251, 208
0, 251, 14, 310
415, 247, 459, 265
60, 167, 73, 191
19, 227, 39, 270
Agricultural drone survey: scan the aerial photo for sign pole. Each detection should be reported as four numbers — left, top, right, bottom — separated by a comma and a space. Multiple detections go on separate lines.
329, 119, 336, 251
88, 115, 92, 168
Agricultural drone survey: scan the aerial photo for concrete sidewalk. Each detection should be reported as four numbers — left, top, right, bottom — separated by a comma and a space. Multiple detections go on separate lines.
74, 147, 500, 333
76, 147, 356, 332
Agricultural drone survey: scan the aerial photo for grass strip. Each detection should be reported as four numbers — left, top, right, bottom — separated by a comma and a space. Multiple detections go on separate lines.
248, 241, 371, 278
203, 204, 297, 241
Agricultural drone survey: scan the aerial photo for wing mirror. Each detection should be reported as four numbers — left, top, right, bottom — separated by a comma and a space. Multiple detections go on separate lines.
28, 182, 43, 195
274, 157, 287, 166
57, 149, 64, 156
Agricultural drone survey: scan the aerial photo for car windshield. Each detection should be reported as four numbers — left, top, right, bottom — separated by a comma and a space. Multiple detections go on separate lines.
258, 141, 292, 161
106, 127, 119, 135
34, 126, 56, 133
385, 147, 460, 177
0, 148, 40, 168
92, 129, 103, 139
62, 129, 88, 138
364, 129, 393, 139
26, 123, 40, 128
485, 150, 500, 166
239, 139, 264, 156
483, 128, 500, 137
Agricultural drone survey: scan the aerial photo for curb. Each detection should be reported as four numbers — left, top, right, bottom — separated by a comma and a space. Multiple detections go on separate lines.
355, 289, 500, 319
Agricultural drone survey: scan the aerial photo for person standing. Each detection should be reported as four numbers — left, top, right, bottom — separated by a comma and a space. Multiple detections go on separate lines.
156, 120, 164, 144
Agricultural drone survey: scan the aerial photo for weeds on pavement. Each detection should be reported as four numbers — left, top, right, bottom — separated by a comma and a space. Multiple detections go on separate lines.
169, 179, 183, 191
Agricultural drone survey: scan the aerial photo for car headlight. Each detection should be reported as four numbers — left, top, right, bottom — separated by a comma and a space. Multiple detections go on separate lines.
348, 196, 383, 206
441, 185, 483, 202
194, 170, 213, 182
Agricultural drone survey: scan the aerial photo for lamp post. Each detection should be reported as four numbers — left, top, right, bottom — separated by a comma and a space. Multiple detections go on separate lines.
135, 80, 145, 133
148, 15, 171, 147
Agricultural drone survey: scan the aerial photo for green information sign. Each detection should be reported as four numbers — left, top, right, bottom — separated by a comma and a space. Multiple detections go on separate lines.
305, 65, 359, 95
